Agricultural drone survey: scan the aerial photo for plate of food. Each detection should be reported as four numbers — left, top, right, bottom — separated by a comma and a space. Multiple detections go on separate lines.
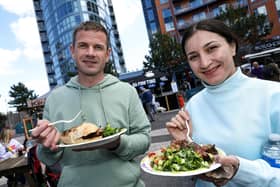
58, 122, 127, 149
141, 140, 226, 177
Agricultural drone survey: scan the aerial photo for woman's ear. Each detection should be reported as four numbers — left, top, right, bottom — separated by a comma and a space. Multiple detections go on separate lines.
230, 42, 236, 56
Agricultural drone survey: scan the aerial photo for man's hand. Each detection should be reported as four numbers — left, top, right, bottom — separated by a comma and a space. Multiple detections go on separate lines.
166, 110, 192, 141
198, 155, 240, 186
31, 120, 61, 151
72, 137, 120, 152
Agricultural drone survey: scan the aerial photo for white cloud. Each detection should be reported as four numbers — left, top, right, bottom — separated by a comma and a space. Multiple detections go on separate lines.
111, 0, 142, 32
10, 16, 43, 61
24, 79, 49, 96
0, 48, 22, 75
0, 0, 34, 16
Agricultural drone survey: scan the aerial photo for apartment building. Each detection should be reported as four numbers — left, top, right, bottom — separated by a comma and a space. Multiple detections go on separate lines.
141, 0, 280, 55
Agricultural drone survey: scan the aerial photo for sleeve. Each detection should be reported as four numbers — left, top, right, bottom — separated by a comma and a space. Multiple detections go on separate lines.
232, 157, 280, 187
112, 87, 151, 160
232, 86, 280, 187
36, 97, 64, 166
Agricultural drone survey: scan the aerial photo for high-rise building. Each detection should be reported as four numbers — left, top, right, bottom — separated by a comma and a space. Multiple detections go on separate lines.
141, 0, 280, 54
32, 0, 126, 89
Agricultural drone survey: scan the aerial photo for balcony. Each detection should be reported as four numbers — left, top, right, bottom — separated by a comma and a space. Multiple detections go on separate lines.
174, 0, 217, 16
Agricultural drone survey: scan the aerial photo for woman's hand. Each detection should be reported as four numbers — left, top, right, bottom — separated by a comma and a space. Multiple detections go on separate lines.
198, 155, 240, 186
166, 110, 192, 141
31, 120, 61, 151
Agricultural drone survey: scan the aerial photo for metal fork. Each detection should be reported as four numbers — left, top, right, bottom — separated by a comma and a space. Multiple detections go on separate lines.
29, 110, 82, 132
185, 120, 193, 143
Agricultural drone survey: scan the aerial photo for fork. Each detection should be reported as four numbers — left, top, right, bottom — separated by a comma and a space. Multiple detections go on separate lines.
29, 110, 82, 132
181, 107, 193, 143
185, 120, 193, 143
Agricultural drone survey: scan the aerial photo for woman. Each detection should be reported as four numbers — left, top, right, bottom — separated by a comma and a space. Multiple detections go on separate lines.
166, 19, 280, 187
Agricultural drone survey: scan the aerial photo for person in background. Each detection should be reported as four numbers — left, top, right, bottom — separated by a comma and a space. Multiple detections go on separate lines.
166, 19, 280, 187
0, 128, 25, 186
31, 21, 151, 187
140, 86, 155, 122
251, 61, 264, 79
176, 91, 185, 109
263, 62, 280, 82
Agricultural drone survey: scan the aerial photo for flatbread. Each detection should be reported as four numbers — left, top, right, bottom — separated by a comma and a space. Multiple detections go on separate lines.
60, 122, 102, 144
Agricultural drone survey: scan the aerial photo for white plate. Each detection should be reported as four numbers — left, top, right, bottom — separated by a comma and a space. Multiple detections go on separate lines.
58, 128, 127, 149
140, 147, 225, 177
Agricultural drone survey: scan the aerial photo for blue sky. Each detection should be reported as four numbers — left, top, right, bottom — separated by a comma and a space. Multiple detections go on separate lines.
0, 0, 149, 113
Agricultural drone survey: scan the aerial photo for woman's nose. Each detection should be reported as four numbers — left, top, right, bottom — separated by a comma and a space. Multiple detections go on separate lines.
199, 54, 211, 68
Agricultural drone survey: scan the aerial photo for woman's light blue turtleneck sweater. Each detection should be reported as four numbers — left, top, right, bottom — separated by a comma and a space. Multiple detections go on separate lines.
186, 68, 280, 187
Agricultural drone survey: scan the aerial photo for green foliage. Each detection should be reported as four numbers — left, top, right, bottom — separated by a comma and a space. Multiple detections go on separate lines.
143, 33, 186, 72
217, 5, 273, 46
104, 60, 119, 76
8, 82, 38, 112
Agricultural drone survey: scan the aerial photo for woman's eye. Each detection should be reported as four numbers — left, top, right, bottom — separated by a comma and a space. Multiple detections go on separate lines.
188, 55, 198, 62
208, 46, 217, 52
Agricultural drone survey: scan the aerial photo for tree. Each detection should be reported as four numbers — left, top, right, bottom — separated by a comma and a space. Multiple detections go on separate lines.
143, 32, 186, 73
8, 82, 38, 112
217, 5, 273, 48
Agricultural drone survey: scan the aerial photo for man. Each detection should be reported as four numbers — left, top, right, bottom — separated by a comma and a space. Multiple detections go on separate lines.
251, 61, 264, 79
139, 87, 155, 122
31, 21, 151, 187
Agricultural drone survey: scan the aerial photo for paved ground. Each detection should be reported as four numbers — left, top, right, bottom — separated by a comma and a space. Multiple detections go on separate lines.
0, 110, 195, 187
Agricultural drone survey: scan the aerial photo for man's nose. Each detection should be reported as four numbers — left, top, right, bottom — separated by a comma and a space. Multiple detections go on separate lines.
86, 46, 96, 56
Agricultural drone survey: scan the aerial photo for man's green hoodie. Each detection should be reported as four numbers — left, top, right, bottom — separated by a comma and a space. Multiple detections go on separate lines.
37, 74, 151, 187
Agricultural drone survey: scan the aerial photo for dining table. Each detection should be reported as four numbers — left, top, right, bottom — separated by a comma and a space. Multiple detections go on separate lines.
0, 154, 36, 187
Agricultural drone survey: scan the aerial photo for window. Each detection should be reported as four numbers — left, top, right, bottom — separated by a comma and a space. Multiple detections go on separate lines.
254, 6, 267, 15
160, 0, 168, 4
165, 20, 175, 32
192, 12, 206, 22
144, 0, 152, 8
162, 8, 172, 18
150, 22, 158, 34
147, 9, 154, 21
275, 0, 280, 21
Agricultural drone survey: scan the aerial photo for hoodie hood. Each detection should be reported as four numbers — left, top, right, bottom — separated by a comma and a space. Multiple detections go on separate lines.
65, 74, 120, 90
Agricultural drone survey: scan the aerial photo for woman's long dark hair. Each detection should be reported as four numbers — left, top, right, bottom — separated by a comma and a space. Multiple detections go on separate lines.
181, 19, 239, 56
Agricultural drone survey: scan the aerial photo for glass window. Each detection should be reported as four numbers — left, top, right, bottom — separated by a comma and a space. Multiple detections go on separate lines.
254, 6, 267, 15
147, 9, 154, 21
144, 0, 152, 8
160, 0, 168, 4
275, 0, 280, 21
162, 8, 171, 18
192, 12, 206, 22
165, 20, 175, 32
150, 22, 157, 34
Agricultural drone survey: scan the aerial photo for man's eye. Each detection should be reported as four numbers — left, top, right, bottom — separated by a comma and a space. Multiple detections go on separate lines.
78, 44, 87, 49
95, 45, 104, 50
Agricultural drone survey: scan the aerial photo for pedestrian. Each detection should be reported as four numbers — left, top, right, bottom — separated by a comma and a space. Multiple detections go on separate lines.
31, 21, 151, 187
263, 62, 280, 82
0, 128, 25, 186
166, 19, 280, 187
251, 61, 264, 79
140, 86, 155, 122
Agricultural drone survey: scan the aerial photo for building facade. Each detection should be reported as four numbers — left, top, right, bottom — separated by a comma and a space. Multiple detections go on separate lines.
33, 0, 126, 89
141, 0, 280, 54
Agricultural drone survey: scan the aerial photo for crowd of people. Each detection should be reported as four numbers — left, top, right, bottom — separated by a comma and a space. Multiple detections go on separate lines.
2, 18, 279, 187
242, 61, 280, 82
